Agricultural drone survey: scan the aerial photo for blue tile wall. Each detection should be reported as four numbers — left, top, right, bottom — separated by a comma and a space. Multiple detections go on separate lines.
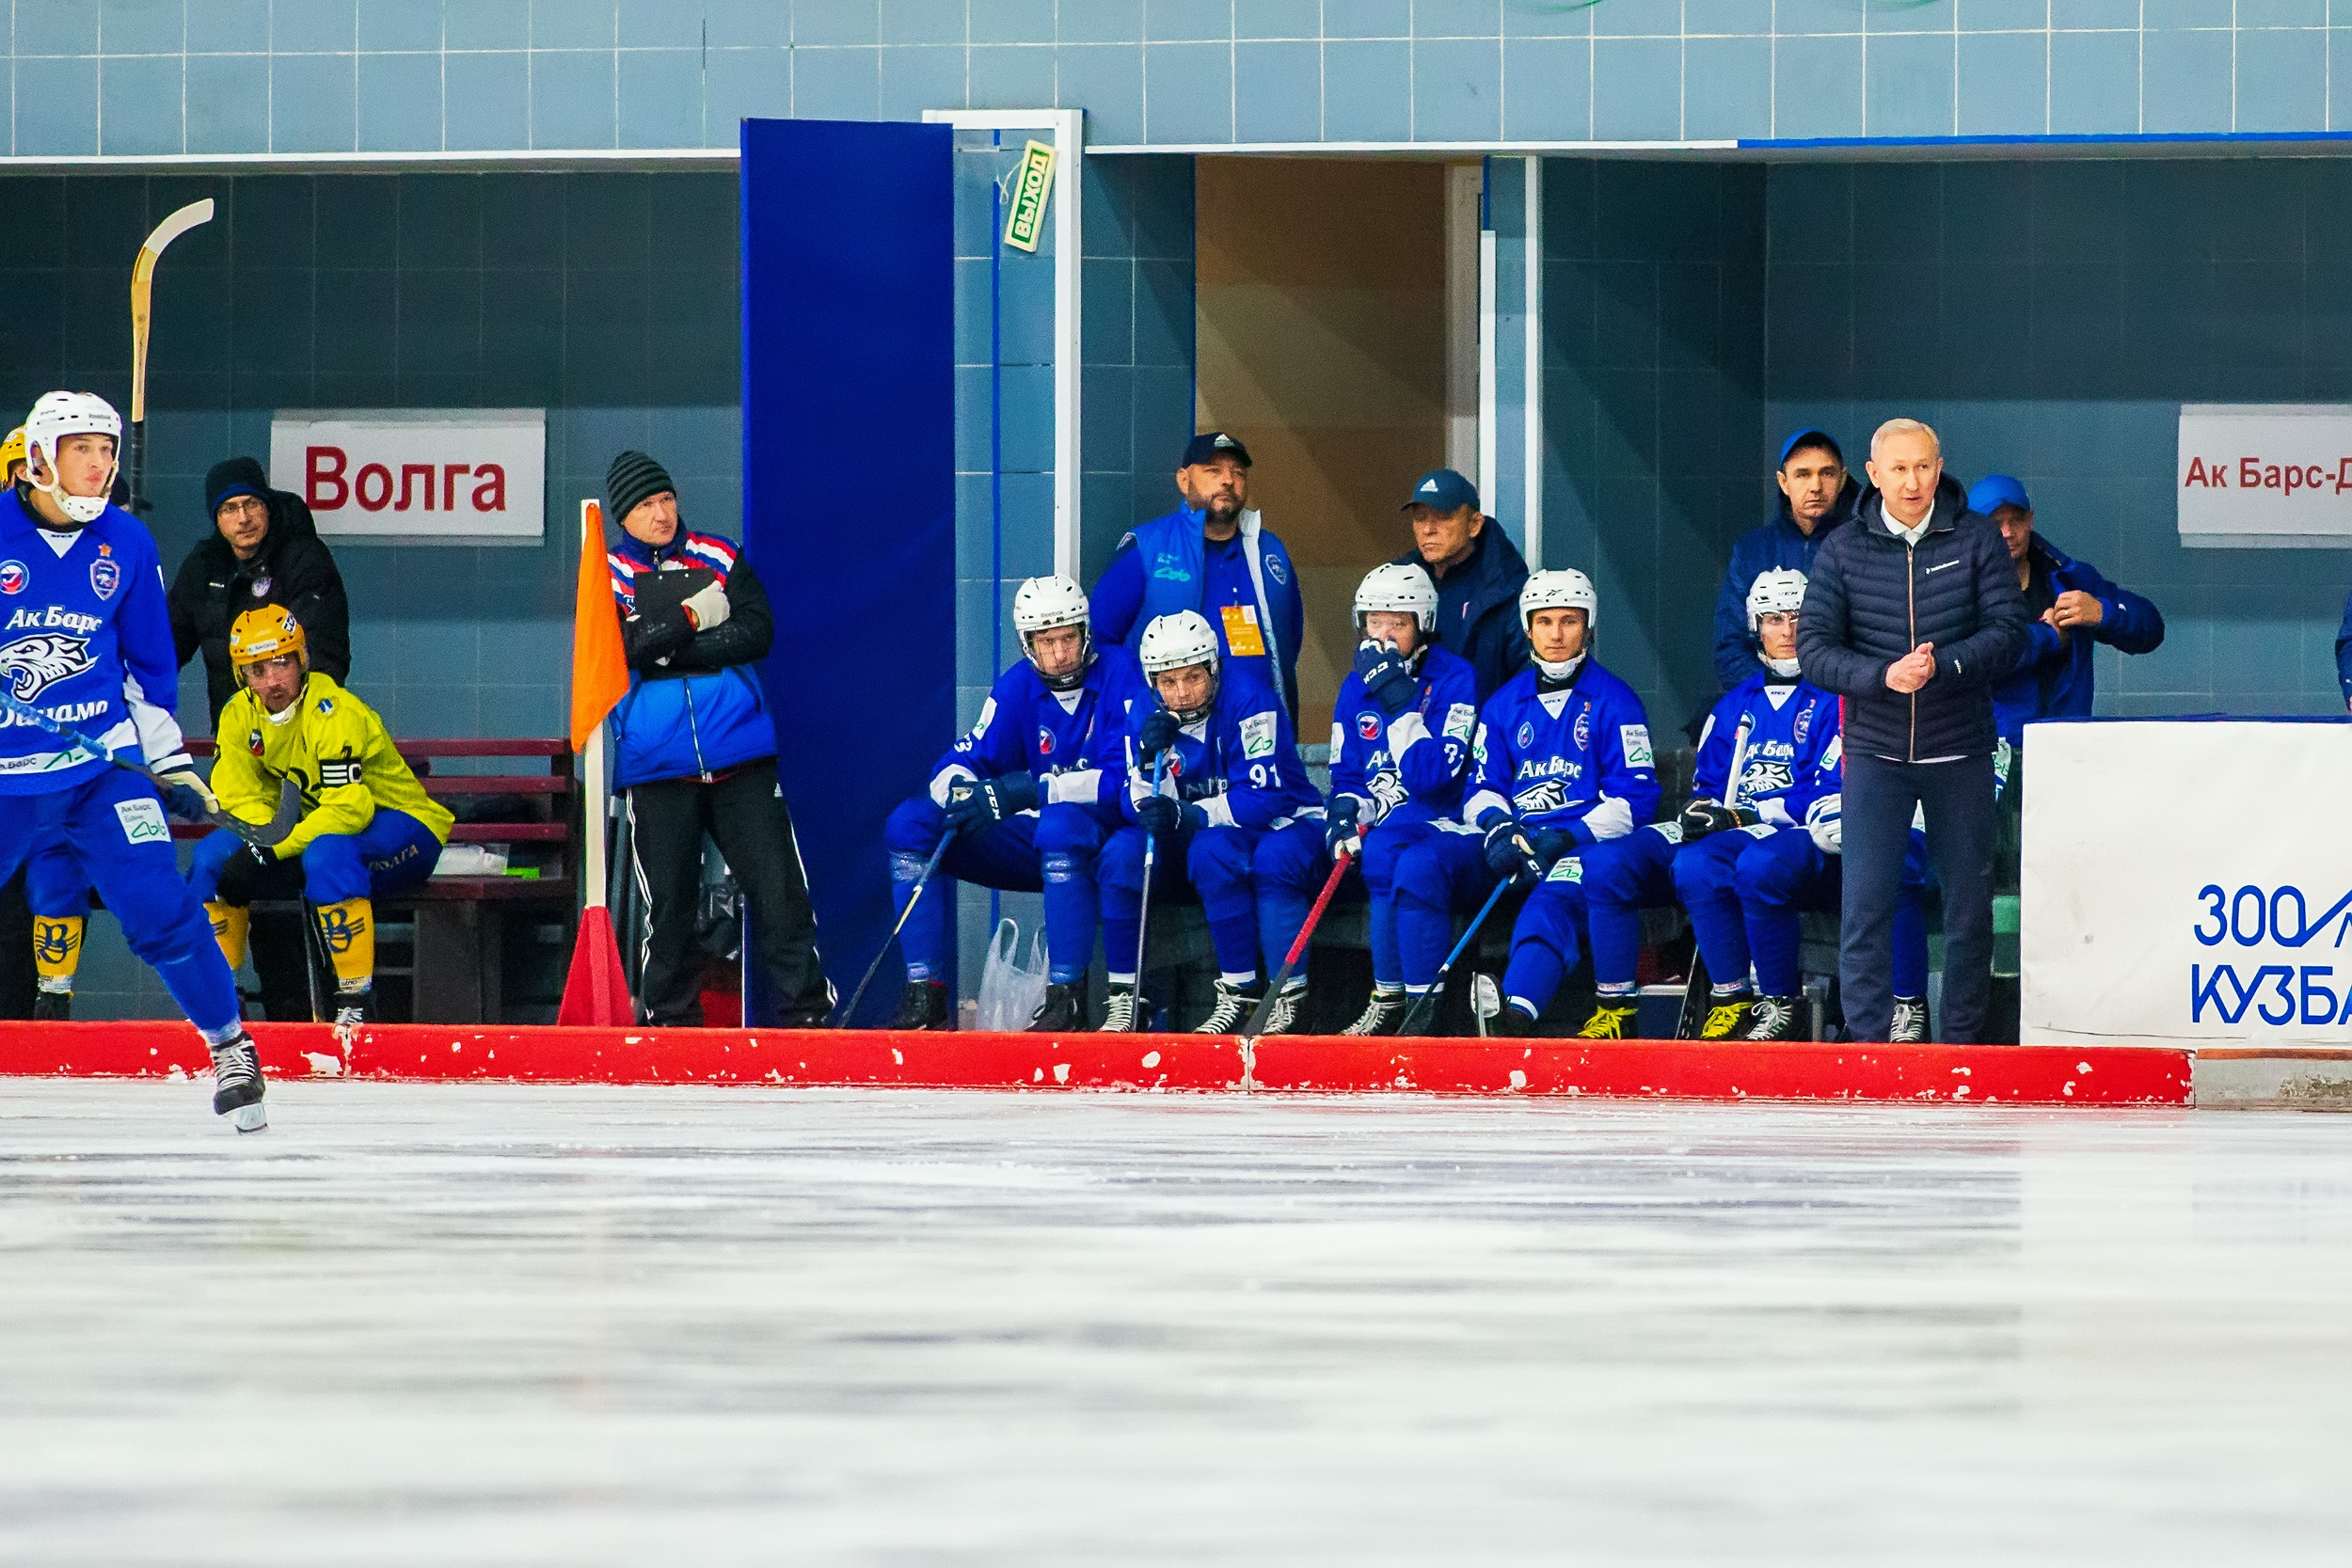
15, 2, 2352, 153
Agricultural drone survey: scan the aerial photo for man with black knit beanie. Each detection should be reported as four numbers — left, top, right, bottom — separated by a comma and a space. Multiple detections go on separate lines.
600, 450, 833, 1027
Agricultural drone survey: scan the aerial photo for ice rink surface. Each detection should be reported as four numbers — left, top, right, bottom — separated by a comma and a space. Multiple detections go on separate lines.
5, 1083, 2351, 1566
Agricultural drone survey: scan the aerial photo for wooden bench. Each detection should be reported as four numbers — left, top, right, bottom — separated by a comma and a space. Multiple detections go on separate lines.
180, 738, 580, 1024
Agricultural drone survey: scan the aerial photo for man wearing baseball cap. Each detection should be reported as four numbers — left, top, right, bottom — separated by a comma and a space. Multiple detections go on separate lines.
1090, 431, 1305, 718
1391, 467, 1529, 703
1710, 428, 1858, 692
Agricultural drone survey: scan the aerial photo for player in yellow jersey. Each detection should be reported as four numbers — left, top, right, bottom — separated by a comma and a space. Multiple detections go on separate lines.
188, 607, 453, 1034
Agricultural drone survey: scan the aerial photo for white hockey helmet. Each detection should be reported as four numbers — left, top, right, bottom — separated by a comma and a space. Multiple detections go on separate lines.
1012, 574, 1093, 690
1746, 567, 1808, 630
1353, 562, 1438, 633
24, 390, 122, 525
1519, 568, 1597, 633
1137, 610, 1220, 677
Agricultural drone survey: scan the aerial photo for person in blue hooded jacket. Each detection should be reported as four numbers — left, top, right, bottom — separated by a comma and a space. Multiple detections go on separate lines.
1089, 432, 1305, 719
1972, 474, 2166, 747
604, 450, 831, 1029
880, 576, 1150, 1035
1710, 429, 1859, 692
1391, 467, 1530, 703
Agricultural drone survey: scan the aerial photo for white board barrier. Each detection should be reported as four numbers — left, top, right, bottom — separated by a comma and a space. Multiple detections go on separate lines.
2023, 719, 2352, 1046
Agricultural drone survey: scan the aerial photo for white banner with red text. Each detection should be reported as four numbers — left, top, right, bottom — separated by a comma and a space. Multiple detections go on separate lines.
2177, 403, 2352, 547
2023, 718, 2352, 1045
269, 409, 545, 543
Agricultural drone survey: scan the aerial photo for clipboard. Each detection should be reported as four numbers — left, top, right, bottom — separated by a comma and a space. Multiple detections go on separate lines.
633, 563, 716, 619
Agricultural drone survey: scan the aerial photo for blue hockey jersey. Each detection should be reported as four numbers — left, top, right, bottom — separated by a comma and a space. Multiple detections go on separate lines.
0, 490, 193, 796
931, 644, 1151, 812
1692, 672, 1841, 828
1327, 641, 1479, 821
1461, 658, 1660, 845
1122, 668, 1319, 831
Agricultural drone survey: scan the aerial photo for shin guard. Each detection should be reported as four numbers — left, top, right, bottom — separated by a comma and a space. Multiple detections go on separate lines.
205, 902, 249, 971
314, 897, 375, 989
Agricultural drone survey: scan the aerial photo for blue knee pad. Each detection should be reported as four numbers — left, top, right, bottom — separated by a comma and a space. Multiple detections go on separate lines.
1359, 809, 1439, 989
1036, 803, 1112, 986
1393, 831, 1485, 988
1734, 830, 1828, 997
1187, 825, 1263, 979
884, 794, 954, 981
185, 828, 250, 904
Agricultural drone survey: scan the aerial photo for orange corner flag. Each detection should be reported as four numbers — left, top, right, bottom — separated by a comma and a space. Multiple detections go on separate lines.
570, 499, 629, 752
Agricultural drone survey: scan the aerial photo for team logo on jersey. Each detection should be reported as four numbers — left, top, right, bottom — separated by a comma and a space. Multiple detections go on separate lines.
0, 634, 94, 701
113, 797, 169, 846
316, 697, 334, 715
1620, 723, 1654, 768
0, 562, 24, 595
1792, 704, 1814, 747
1239, 711, 1279, 760
1740, 759, 1794, 800
1036, 727, 1055, 756
1573, 708, 1591, 749
252, 574, 272, 597
1265, 555, 1288, 585
1357, 712, 1381, 740
1514, 779, 1571, 816
1515, 721, 1534, 749
88, 558, 119, 599
247, 728, 263, 756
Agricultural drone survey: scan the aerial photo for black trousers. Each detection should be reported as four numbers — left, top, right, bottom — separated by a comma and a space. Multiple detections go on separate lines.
626, 758, 832, 1026
1841, 752, 1998, 1044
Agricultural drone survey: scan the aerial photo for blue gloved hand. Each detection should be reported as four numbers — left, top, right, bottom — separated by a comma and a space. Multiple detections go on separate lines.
1531, 828, 1577, 869
1136, 793, 1202, 837
1353, 639, 1417, 717
1138, 707, 1182, 758
944, 773, 1040, 836
1324, 795, 1362, 857
1481, 816, 1541, 889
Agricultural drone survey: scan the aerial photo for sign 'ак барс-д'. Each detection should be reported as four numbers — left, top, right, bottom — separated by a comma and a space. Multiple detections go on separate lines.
2178, 403, 2352, 548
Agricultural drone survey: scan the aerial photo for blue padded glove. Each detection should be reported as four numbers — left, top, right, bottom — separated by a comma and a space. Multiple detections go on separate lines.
1353, 639, 1417, 717
1136, 794, 1203, 837
1324, 796, 1362, 856
1481, 816, 1541, 889
1137, 707, 1182, 759
1531, 828, 1577, 869
944, 773, 1040, 836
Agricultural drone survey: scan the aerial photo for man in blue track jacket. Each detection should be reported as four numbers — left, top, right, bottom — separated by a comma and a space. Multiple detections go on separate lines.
1710, 429, 1859, 692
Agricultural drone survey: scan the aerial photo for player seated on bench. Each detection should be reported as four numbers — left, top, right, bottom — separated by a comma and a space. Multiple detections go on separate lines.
186, 608, 453, 1034
1250, 562, 1478, 1037
1391, 570, 1660, 1032
1100, 609, 1319, 1035
882, 574, 1149, 1033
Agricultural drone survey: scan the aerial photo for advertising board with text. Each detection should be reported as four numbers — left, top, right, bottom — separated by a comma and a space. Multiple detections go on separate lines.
268, 409, 545, 543
2177, 403, 2352, 547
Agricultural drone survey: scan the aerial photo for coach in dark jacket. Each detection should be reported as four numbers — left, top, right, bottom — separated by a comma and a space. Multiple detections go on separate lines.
1391, 468, 1530, 702
1797, 419, 2027, 1045
169, 456, 352, 725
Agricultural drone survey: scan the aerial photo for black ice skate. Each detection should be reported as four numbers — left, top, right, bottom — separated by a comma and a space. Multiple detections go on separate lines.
333, 988, 374, 1047
890, 980, 951, 1031
1740, 995, 1803, 1041
1699, 993, 1756, 1040
1890, 995, 1931, 1044
33, 986, 71, 1022
210, 1033, 267, 1132
1341, 990, 1410, 1037
1192, 977, 1264, 1035
1027, 982, 1083, 1033
1254, 979, 1307, 1036
1099, 984, 1141, 1033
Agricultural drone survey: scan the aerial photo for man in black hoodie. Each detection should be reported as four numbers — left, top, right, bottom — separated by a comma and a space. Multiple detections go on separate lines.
1797, 419, 2026, 1045
169, 457, 352, 725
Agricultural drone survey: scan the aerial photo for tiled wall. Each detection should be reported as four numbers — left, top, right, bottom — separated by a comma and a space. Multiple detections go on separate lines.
1765, 157, 2352, 719
1541, 158, 1769, 739
8, 2, 2352, 156
1079, 151, 1195, 579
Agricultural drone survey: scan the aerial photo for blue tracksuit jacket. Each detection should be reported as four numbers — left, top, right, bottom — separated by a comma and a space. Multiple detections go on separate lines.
1091, 508, 1305, 713
1992, 536, 2164, 744
1710, 480, 1859, 691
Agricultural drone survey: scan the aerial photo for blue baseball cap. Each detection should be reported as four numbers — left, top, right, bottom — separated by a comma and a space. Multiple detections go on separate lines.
1778, 427, 1843, 467
1181, 431, 1251, 468
1967, 474, 2032, 516
1401, 468, 1479, 514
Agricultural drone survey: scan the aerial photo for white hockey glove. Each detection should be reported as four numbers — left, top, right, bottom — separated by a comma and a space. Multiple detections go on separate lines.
681, 578, 731, 631
1805, 794, 1842, 856
155, 768, 218, 824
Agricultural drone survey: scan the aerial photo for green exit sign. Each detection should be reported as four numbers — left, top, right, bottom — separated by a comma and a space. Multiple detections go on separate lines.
1003, 140, 1058, 254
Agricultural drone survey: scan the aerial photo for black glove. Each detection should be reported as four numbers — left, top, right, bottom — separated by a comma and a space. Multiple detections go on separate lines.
943, 773, 1039, 836
1325, 796, 1362, 856
1353, 639, 1417, 717
211, 839, 278, 907
1138, 707, 1182, 759
1481, 816, 1541, 889
1677, 800, 1755, 842
1136, 794, 1202, 837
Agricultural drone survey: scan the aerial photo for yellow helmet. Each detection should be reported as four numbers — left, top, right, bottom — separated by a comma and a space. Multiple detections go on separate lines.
0, 426, 24, 475
229, 607, 306, 673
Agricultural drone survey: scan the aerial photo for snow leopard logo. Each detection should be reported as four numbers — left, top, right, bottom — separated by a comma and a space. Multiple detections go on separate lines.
0, 634, 94, 702
1513, 778, 1570, 816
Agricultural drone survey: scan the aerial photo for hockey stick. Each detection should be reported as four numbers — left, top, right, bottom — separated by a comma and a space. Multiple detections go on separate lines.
0, 687, 300, 847
127, 199, 215, 516
1241, 842, 1355, 1039
838, 830, 954, 1027
1677, 714, 1753, 1039
1130, 750, 1170, 999
1396, 874, 1516, 1038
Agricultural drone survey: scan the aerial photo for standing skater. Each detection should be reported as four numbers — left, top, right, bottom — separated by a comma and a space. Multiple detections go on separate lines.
0, 392, 263, 1125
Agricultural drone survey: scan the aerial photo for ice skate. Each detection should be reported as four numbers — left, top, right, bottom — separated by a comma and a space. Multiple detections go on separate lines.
1027, 982, 1083, 1033
1700, 993, 1755, 1040
210, 1033, 266, 1130
1890, 995, 1931, 1044
1099, 984, 1140, 1033
890, 979, 951, 1031
1740, 995, 1803, 1041
32, 986, 71, 1022
332, 987, 374, 1048
1193, 977, 1263, 1035
1577, 1001, 1638, 1038
1341, 990, 1409, 1037
1254, 979, 1307, 1036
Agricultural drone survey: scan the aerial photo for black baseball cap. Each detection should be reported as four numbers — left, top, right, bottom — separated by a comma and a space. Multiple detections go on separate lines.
1181, 431, 1251, 468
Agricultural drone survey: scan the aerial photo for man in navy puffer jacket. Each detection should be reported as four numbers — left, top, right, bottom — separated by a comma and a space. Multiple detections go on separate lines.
605, 450, 831, 1027
1797, 420, 2026, 1045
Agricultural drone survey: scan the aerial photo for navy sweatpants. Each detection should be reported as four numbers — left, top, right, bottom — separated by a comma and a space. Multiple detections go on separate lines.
1843, 752, 1998, 1043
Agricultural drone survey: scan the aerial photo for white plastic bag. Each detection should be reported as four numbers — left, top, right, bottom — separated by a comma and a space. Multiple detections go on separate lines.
976, 917, 1049, 1033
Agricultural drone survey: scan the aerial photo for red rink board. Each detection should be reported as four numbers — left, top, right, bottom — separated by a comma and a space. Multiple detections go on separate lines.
0, 1022, 2192, 1105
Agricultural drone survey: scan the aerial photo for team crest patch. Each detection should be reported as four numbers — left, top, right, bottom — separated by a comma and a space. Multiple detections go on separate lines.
247, 729, 263, 756
1356, 712, 1381, 741
1036, 726, 1056, 756
1544, 855, 1583, 884
1792, 704, 1814, 747
1573, 708, 1591, 749
1265, 555, 1288, 585
0, 562, 24, 594
252, 574, 272, 597
89, 558, 119, 599
1239, 710, 1279, 761
1620, 723, 1654, 768
317, 697, 334, 714
113, 797, 169, 846
1515, 721, 1534, 749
